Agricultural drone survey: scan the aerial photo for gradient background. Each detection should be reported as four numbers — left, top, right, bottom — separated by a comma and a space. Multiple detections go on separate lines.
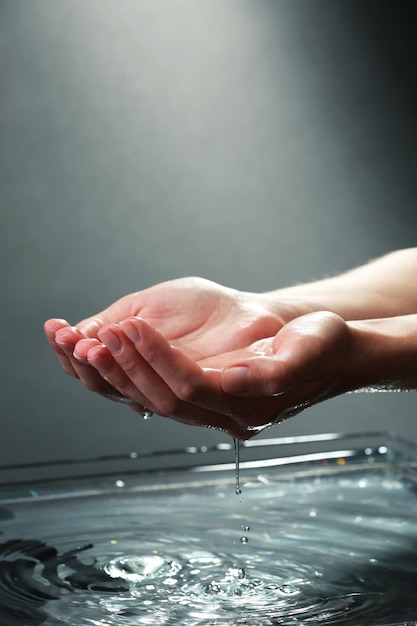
1, 0, 417, 472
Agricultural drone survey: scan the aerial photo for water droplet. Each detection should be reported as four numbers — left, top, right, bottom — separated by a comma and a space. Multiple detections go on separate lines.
240, 536, 248, 544
280, 583, 298, 595
238, 567, 246, 579
216, 442, 232, 451
114, 479, 125, 488
242, 525, 250, 532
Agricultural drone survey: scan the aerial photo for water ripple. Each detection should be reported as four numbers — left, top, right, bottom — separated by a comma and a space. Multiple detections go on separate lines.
1, 467, 417, 624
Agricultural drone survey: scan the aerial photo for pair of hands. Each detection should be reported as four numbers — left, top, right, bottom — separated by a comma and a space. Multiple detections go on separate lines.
44, 277, 353, 439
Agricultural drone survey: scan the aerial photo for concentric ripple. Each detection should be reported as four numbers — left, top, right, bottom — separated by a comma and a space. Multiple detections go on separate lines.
1, 463, 417, 625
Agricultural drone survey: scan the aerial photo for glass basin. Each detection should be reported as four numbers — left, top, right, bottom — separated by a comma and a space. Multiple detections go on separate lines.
0, 431, 416, 626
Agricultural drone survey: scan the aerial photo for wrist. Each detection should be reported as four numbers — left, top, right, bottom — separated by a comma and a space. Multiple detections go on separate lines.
347, 315, 417, 392
262, 279, 408, 324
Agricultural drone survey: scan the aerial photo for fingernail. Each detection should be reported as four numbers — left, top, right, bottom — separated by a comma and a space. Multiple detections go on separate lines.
55, 326, 77, 345
98, 327, 122, 354
72, 346, 84, 361
222, 365, 250, 394
121, 320, 141, 345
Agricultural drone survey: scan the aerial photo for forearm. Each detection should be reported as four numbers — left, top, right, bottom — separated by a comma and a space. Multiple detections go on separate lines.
264, 248, 417, 322
346, 314, 417, 392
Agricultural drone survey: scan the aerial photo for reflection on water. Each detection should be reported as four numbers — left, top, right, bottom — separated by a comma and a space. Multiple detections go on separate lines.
1, 451, 417, 625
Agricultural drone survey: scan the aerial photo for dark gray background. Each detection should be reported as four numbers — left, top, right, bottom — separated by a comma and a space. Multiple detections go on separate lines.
1, 0, 417, 470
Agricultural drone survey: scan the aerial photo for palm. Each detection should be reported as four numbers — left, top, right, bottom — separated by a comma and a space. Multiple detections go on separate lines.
45, 277, 285, 420
87, 277, 282, 361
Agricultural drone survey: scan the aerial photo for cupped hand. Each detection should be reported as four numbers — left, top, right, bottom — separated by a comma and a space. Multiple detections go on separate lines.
44, 277, 285, 405
80, 310, 355, 438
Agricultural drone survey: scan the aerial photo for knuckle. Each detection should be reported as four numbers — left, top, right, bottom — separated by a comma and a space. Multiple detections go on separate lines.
172, 379, 198, 403
140, 347, 158, 365
121, 357, 140, 378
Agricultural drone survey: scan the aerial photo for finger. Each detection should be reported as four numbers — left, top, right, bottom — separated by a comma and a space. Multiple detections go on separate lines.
76, 344, 140, 406
77, 315, 108, 338
55, 325, 85, 351
96, 321, 202, 417
118, 317, 226, 414
73, 337, 101, 363
73, 339, 127, 400
124, 316, 338, 436
44, 318, 70, 339
90, 336, 238, 434
86, 341, 158, 412
53, 327, 118, 396
122, 317, 281, 431
44, 319, 78, 378
98, 318, 244, 435
55, 325, 92, 376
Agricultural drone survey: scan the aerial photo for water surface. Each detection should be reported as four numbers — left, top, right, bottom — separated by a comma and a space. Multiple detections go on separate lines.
1, 448, 417, 625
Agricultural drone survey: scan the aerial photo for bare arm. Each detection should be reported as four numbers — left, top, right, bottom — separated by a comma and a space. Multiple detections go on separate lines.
264, 248, 417, 322
44, 248, 417, 438
223, 249, 417, 399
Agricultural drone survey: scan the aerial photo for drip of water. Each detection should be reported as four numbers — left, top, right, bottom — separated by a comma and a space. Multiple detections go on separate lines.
233, 437, 241, 495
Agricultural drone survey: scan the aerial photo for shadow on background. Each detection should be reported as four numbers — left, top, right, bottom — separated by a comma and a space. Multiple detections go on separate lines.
1, 0, 416, 472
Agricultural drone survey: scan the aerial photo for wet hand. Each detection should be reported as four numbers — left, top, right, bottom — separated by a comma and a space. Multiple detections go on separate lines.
81, 312, 353, 439
44, 277, 284, 408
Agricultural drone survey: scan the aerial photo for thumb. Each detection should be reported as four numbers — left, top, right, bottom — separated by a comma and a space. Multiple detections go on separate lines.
222, 356, 292, 397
